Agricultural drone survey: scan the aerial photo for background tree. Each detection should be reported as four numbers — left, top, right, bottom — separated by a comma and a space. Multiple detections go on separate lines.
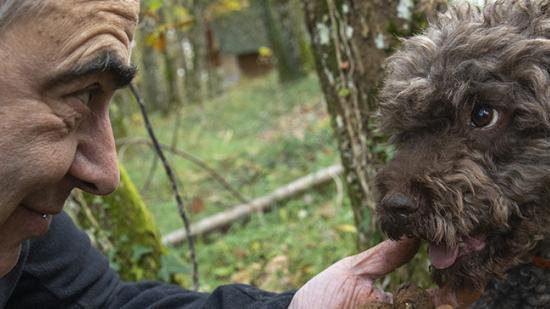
184, 0, 208, 104
136, 8, 165, 113
260, 0, 308, 82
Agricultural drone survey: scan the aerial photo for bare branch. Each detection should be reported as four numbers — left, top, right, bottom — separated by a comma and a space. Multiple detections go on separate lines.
129, 84, 200, 291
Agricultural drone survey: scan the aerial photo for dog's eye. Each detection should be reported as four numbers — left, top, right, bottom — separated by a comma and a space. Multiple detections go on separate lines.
471, 104, 499, 128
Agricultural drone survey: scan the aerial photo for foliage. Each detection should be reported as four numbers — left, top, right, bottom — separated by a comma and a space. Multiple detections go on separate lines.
205, 0, 248, 18
142, 0, 248, 42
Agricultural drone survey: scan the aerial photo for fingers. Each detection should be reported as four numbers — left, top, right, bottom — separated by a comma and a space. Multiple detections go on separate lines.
350, 237, 420, 280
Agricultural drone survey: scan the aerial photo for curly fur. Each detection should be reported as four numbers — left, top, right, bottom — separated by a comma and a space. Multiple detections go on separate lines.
376, 0, 550, 293
471, 262, 550, 308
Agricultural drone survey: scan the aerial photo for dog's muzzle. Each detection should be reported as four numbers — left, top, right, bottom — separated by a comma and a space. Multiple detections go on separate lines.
378, 192, 419, 238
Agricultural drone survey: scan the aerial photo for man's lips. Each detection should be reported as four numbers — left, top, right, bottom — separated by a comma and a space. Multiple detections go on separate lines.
21, 204, 62, 217
14, 204, 60, 237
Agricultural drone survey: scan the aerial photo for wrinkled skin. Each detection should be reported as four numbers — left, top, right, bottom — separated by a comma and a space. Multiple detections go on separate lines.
376, 0, 550, 292
0, 0, 139, 277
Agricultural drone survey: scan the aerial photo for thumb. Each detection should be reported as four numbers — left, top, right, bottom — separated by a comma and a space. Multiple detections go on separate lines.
348, 237, 420, 280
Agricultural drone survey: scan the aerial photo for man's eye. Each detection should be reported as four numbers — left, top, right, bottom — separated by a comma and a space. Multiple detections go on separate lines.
471, 103, 499, 128
76, 91, 94, 106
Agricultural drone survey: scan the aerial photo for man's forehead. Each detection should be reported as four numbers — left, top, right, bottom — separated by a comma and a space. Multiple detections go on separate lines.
40, 0, 140, 23
0, 0, 141, 91
33, 0, 140, 65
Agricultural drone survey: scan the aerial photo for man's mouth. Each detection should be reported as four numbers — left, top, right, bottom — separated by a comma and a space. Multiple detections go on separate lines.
21, 205, 61, 219
428, 235, 486, 269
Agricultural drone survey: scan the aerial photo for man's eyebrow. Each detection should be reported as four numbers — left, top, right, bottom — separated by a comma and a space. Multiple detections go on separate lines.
44, 52, 137, 90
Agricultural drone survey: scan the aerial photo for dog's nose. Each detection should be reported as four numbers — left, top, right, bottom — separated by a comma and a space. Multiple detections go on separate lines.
381, 193, 418, 217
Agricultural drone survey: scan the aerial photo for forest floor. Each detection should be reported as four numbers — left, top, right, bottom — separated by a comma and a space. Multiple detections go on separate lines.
121, 73, 361, 291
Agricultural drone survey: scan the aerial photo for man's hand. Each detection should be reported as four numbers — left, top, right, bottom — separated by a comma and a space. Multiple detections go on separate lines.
289, 238, 420, 309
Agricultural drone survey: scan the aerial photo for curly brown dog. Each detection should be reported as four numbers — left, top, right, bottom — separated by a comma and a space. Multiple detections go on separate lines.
375, 1, 550, 307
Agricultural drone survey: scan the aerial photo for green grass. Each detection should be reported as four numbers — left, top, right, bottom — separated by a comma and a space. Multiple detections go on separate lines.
121, 72, 361, 291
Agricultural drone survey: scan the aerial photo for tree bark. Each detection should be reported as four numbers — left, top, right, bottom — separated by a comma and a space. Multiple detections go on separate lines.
302, 0, 446, 250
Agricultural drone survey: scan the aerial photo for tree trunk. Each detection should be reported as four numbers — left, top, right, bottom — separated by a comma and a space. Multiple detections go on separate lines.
136, 15, 164, 112
159, 8, 183, 113
289, 0, 315, 71
185, 0, 207, 104
260, 0, 307, 82
301, 0, 446, 250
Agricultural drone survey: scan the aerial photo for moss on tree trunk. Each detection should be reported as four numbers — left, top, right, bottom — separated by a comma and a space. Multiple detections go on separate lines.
74, 164, 165, 281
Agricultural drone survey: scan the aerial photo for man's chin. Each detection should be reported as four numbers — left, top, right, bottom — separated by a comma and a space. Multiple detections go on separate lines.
0, 243, 21, 278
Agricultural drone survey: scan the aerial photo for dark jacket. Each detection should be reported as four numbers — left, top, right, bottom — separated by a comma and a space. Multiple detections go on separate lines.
0, 212, 295, 308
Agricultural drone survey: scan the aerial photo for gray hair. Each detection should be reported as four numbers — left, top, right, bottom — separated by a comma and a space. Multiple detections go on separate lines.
0, 0, 45, 31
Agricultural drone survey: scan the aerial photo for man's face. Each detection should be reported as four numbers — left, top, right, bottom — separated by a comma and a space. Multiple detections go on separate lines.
0, 0, 139, 276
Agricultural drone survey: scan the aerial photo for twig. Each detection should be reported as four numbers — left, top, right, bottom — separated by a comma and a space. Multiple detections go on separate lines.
117, 137, 249, 204
129, 84, 199, 291
142, 156, 159, 193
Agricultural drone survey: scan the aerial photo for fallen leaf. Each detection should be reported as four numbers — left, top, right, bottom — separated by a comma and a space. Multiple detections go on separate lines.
336, 224, 357, 234
191, 197, 205, 214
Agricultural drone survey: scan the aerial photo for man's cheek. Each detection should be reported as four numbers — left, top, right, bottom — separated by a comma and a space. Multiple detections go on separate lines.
26, 111, 82, 140
27, 140, 77, 182
0, 136, 77, 190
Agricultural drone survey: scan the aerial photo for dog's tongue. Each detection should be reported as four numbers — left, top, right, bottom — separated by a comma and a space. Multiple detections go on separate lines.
429, 243, 459, 269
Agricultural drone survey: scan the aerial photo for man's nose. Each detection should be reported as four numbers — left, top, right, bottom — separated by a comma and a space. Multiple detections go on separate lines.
380, 193, 418, 219
69, 110, 120, 195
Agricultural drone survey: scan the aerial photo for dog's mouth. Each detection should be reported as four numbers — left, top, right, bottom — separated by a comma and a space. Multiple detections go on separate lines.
428, 235, 486, 269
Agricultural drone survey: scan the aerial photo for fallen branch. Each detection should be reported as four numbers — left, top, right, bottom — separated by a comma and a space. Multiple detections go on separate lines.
163, 164, 344, 246
117, 137, 249, 204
